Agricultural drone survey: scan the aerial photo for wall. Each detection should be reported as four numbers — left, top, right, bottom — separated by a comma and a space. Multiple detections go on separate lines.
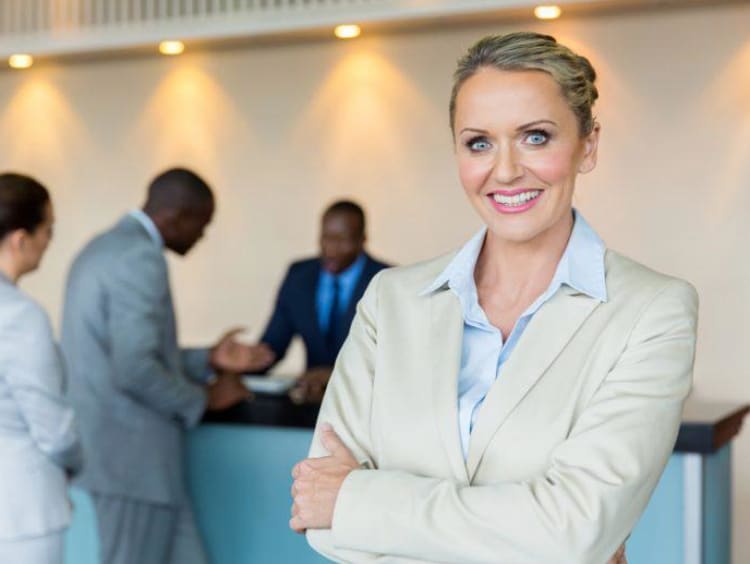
1, 3, 748, 559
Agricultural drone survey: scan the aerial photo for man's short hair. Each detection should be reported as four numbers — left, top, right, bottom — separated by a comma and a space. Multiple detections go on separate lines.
144, 168, 213, 213
323, 200, 365, 237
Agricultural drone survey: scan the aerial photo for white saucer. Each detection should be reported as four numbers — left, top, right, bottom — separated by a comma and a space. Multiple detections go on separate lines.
242, 375, 297, 395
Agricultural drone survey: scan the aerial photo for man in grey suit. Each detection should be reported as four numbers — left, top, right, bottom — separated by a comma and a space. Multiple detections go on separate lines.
61, 168, 274, 564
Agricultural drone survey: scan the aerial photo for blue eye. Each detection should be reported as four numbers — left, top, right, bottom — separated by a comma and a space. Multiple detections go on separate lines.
525, 130, 549, 145
467, 137, 491, 152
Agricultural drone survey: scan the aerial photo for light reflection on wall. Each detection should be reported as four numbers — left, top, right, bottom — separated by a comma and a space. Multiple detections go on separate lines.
126, 61, 255, 185
125, 59, 260, 310
291, 47, 442, 199
700, 38, 750, 218
555, 32, 643, 136
0, 76, 89, 181
0, 75, 92, 314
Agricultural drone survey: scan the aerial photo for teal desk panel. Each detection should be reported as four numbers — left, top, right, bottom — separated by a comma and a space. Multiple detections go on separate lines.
64, 427, 736, 563
64, 488, 99, 564
627, 454, 685, 563
703, 445, 732, 564
186, 425, 328, 564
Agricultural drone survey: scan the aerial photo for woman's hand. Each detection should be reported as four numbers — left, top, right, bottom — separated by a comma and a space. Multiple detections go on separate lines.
290, 423, 359, 533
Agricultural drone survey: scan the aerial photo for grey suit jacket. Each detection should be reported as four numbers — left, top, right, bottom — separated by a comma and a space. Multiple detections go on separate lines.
61, 214, 210, 505
0, 273, 82, 540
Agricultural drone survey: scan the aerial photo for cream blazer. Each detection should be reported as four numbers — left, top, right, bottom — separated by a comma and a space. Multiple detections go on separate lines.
306, 249, 698, 564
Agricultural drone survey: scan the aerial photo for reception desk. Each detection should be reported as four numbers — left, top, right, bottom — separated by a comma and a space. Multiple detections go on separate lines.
64, 397, 748, 564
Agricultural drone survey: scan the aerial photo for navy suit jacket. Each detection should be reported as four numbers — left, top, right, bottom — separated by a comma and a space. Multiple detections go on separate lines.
260, 253, 389, 370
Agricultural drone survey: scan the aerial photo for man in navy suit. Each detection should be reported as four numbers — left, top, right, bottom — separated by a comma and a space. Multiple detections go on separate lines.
259, 200, 389, 404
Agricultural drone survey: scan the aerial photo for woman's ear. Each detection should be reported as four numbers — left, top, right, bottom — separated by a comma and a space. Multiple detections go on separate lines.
6, 229, 26, 253
578, 122, 601, 174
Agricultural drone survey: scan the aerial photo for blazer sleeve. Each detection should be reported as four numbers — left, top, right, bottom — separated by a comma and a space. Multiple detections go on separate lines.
3, 300, 83, 473
106, 246, 206, 427
308, 279, 698, 564
180, 348, 212, 384
258, 266, 297, 372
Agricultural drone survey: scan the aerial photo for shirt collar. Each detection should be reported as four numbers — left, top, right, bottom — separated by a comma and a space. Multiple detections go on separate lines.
321, 253, 367, 288
420, 227, 485, 297
129, 209, 164, 248
420, 210, 607, 303
558, 210, 607, 302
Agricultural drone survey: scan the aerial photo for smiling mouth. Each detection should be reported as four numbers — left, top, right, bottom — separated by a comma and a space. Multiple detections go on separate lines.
490, 190, 542, 207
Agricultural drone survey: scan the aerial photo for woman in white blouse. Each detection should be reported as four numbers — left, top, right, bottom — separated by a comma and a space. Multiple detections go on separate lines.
0, 173, 83, 563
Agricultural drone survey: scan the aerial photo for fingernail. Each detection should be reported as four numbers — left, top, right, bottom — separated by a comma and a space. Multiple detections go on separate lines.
320, 422, 333, 432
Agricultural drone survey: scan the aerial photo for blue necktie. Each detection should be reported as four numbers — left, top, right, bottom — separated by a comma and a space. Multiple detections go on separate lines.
326, 277, 341, 352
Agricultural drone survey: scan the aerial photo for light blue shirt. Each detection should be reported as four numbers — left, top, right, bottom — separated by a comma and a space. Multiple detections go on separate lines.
422, 211, 607, 459
129, 209, 163, 247
316, 253, 367, 334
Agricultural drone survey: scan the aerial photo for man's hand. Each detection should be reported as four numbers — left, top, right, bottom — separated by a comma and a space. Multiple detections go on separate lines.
288, 367, 332, 405
210, 327, 275, 373
290, 423, 359, 533
206, 373, 252, 411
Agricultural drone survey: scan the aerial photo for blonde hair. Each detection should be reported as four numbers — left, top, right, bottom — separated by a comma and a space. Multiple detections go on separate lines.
449, 32, 598, 136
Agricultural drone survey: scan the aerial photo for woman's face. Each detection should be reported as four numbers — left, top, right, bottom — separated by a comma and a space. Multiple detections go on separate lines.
453, 68, 599, 247
20, 201, 54, 274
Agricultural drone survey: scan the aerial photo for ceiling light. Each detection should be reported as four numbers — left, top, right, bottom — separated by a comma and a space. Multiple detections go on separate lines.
159, 40, 185, 55
9, 54, 33, 69
534, 5, 562, 20
334, 24, 361, 39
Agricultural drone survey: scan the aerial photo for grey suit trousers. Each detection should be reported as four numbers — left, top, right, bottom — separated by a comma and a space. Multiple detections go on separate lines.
92, 494, 208, 564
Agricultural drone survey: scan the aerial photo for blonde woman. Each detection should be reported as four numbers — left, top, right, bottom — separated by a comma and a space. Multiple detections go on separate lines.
0, 173, 82, 563
290, 32, 697, 564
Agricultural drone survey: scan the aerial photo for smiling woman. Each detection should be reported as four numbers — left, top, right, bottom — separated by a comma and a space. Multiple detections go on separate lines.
290, 32, 698, 564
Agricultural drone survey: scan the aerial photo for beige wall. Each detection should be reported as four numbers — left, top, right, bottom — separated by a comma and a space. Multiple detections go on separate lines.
1, 3, 749, 559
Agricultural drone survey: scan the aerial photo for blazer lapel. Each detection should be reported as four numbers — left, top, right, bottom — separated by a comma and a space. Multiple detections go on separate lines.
429, 288, 470, 484
466, 287, 601, 481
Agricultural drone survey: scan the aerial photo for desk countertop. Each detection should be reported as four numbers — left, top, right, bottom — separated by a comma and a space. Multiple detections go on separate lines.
204, 396, 749, 455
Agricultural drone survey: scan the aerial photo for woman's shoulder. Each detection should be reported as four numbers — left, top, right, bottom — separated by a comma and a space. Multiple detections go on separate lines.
604, 250, 698, 309
372, 251, 457, 293
0, 285, 52, 334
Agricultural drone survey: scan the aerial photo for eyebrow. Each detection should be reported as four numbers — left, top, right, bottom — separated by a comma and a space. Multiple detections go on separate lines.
516, 119, 557, 131
458, 119, 558, 136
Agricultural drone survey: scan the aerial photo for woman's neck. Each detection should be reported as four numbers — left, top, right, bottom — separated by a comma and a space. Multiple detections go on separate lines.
475, 215, 574, 299
0, 254, 20, 284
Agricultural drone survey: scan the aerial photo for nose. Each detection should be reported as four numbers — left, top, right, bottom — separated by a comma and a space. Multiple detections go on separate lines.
493, 141, 523, 185
325, 245, 342, 260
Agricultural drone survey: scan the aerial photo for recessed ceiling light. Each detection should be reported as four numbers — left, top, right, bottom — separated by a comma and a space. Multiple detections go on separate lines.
159, 40, 185, 55
334, 24, 361, 39
534, 5, 562, 20
9, 54, 33, 69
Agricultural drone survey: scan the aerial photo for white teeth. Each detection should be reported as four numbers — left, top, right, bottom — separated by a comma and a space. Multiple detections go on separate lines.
492, 190, 541, 207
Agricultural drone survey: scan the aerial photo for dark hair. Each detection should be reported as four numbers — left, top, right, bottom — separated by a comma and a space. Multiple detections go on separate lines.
323, 200, 366, 237
0, 173, 51, 241
450, 32, 599, 136
143, 167, 214, 213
